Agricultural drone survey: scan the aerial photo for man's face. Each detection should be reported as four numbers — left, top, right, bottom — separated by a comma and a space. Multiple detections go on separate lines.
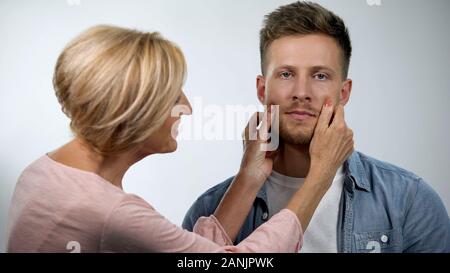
257, 34, 352, 145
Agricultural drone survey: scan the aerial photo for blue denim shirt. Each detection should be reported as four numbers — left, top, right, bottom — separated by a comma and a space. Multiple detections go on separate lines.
182, 151, 450, 253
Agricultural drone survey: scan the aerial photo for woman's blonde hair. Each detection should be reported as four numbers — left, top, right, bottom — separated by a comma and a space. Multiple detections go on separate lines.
53, 25, 186, 156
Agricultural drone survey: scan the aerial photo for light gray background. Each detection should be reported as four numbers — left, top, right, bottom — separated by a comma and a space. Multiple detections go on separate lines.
1, 0, 449, 252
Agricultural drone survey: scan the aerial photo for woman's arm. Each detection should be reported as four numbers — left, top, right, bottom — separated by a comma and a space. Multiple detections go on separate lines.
101, 194, 301, 253
213, 110, 277, 242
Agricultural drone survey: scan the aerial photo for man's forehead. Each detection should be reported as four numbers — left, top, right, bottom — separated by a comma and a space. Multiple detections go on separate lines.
266, 34, 342, 70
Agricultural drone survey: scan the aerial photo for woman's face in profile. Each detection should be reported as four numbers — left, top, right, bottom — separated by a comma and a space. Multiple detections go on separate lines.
140, 91, 192, 155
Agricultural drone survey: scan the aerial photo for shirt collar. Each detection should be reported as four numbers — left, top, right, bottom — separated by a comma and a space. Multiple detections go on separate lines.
345, 151, 371, 192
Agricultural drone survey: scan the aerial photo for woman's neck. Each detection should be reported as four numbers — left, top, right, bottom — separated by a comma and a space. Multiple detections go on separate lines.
48, 138, 142, 189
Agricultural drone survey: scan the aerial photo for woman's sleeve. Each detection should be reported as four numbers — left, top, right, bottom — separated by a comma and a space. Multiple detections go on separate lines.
100, 194, 302, 253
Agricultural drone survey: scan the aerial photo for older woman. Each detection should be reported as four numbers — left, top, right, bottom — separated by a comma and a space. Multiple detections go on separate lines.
6, 25, 353, 252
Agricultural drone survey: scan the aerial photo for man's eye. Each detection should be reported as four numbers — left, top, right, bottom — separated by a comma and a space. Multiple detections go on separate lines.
280, 71, 293, 79
314, 73, 328, 80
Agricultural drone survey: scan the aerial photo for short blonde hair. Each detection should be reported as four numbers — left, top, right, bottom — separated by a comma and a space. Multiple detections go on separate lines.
53, 25, 186, 155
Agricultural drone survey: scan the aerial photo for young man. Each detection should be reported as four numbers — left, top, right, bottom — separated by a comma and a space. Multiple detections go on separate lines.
182, 2, 449, 253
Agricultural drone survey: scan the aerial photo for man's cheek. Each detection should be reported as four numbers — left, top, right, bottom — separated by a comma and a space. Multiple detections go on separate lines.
265, 95, 281, 106
318, 95, 338, 108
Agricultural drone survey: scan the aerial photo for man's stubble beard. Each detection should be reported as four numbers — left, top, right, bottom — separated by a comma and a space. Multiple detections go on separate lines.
279, 116, 316, 145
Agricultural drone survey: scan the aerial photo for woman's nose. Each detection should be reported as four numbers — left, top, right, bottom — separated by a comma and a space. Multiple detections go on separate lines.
182, 94, 193, 116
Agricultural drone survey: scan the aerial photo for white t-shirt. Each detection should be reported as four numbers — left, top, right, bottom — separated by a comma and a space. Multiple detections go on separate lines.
265, 166, 345, 253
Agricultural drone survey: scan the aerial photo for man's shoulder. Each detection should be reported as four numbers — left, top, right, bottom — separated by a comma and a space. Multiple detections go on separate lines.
182, 176, 236, 230
353, 151, 422, 187
357, 151, 418, 177
185, 175, 237, 216
195, 176, 236, 203
352, 151, 448, 215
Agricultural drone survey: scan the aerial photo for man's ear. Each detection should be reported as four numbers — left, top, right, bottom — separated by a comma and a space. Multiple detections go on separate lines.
340, 79, 352, 106
256, 75, 266, 104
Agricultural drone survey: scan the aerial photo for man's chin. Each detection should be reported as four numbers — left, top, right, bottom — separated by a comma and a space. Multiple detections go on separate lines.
279, 131, 313, 145
279, 119, 316, 145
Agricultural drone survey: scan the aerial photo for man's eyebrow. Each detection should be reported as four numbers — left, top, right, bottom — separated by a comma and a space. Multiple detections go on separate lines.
273, 64, 337, 75
274, 64, 297, 71
310, 65, 336, 74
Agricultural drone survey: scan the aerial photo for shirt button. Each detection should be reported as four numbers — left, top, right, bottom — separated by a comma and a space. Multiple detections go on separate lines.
262, 212, 268, 221
381, 235, 389, 243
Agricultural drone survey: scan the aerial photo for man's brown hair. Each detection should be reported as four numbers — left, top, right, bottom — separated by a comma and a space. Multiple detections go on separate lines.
260, 1, 352, 79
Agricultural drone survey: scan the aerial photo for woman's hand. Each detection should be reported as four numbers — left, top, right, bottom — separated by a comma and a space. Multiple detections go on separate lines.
308, 101, 354, 181
214, 107, 278, 241
238, 108, 279, 185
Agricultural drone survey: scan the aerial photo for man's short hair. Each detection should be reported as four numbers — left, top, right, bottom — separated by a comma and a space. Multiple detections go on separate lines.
260, 1, 352, 79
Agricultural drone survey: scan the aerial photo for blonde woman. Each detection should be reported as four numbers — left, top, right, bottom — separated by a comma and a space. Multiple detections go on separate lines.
6, 25, 353, 252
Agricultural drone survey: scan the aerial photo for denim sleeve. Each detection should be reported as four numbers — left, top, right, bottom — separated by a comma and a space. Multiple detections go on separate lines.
403, 178, 450, 253
182, 179, 233, 232
182, 197, 210, 232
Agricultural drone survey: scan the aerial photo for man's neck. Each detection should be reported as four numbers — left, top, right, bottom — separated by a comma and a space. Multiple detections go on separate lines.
273, 141, 311, 178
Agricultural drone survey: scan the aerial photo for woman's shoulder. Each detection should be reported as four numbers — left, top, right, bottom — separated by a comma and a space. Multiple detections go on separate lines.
8, 156, 144, 252
18, 155, 54, 180
11, 154, 132, 222
19, 155, 123, 193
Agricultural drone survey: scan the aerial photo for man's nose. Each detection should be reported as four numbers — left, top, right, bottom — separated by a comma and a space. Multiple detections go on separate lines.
291, 75, 312, 102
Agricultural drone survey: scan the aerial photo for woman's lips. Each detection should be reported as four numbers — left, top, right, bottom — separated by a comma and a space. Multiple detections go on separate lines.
286, 110, 316, 121
171, 120, 181, 138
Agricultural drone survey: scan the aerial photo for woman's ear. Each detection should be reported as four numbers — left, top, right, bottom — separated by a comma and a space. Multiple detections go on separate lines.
340, 79, 352, 106
256, 75, 266, 104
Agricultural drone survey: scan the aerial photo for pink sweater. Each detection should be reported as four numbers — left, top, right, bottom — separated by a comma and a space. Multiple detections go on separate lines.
7, 156, 303, 253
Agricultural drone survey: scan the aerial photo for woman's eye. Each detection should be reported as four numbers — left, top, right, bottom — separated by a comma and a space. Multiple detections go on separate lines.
280, 71, 293, 79
174, 96, 181, 104
314, 73, 328, 80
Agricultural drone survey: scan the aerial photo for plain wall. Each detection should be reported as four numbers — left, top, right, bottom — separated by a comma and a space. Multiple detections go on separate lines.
1, 0, 449, 252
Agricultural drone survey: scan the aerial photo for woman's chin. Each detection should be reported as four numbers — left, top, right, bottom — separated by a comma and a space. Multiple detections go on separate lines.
159, 140, 178, 154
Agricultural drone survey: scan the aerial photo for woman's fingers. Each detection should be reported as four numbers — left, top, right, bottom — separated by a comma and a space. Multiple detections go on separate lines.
243, 110, 272, 142
239, 108, 278, 184
330, 104, 345, 129
315, 101, 334, 134
242, 112, 259, 142
259, 108, 272, 143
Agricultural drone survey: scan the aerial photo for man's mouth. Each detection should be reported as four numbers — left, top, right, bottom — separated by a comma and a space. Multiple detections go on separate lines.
285, 110, 316, 121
